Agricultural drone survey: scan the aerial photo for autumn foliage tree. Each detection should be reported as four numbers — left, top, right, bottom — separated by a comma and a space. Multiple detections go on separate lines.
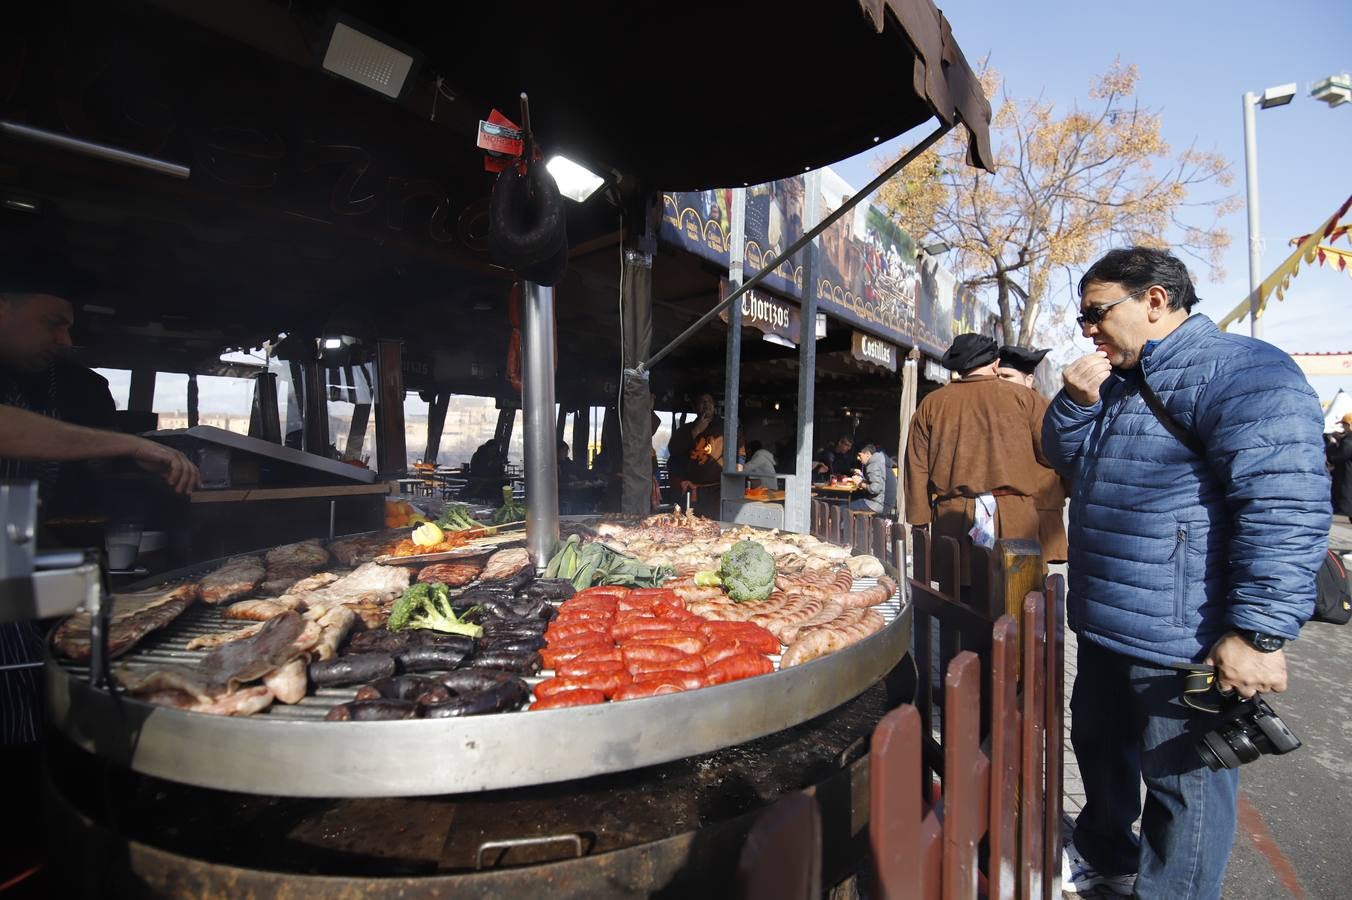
878, 62, 1238, 347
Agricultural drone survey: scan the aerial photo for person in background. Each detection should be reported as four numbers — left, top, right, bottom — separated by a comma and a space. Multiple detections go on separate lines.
904, 333, 1052, 578
667, 392, 724, 518
811, 434, 855, 481
848, 442, 896, 515
1324, 412, 1352, 517
742, 440, 779, 489
998, 344, 1069, 563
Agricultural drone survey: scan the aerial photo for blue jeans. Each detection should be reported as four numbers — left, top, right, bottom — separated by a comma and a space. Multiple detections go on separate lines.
1070, 637, 1239, 900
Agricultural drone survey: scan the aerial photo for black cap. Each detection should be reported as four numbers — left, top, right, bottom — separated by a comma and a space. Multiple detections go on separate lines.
941, 333, 998, 371
998, 345, 1050, 375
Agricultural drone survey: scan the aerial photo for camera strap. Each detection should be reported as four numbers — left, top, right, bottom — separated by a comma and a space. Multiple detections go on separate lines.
1137, 375, 1206, 458
1172, 663, 1227, 713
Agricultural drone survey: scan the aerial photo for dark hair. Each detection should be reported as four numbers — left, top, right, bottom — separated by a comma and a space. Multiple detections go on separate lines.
1078, 247, 1200, 313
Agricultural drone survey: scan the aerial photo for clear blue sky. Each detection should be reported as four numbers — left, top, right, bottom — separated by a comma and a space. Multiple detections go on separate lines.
831, 0, 1352, 401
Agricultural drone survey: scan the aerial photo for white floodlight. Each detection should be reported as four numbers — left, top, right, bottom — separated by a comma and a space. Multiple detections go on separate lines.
1312, 74, 1352, 108
324, 338, 343, 349
545, 155, 605, 203
1259, 83, 1297, 109
322, 22, 416, 100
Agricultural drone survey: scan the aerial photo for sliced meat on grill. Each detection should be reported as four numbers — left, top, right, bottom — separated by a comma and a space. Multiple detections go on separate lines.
139, 684, 276, 716
416, 561, 484, 587
293, 563, 411, 608
186, 623, 264, 651
223, 599, 291, 622
199, 556, 266, 605
258, 566, 316, 597
198, 611, 307, 691
310, 605, 357, 661
265, 539, 330, 571
480, 548, 532, 583
116, 664, 218, 704
262, 658, 308, 704
326, 532, 400, 567
53, 583, 200, 662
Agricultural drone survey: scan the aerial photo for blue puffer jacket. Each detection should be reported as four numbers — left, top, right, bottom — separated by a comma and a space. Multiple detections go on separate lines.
1042, 314, 1330, 666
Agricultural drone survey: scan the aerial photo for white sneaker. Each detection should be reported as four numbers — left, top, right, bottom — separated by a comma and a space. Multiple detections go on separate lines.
1061, 839, 1136, 896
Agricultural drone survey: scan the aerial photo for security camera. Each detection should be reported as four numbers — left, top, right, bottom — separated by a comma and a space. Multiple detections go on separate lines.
1312, 74, 1351, 108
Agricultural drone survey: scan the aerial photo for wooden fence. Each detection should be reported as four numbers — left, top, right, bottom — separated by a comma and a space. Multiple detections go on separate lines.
741, 528, 1065, 899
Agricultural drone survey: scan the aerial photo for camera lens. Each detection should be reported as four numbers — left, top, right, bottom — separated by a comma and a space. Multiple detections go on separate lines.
1197, 731, 1242, 771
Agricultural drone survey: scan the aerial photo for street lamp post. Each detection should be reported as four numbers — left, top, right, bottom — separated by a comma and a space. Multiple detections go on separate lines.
1241, 83, 1296, 341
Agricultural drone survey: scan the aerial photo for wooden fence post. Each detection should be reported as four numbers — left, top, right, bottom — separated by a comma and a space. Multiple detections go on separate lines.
1019, 592, 1048, 900
870, 705, 942, 899
987, 615, 1021, 900
942, 651, 989, 900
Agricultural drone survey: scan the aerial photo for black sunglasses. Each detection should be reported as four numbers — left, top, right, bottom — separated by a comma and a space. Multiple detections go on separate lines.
1076, 287, 1148, 328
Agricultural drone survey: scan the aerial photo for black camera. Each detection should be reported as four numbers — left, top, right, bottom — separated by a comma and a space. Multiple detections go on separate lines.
1195, 693, 1302, 771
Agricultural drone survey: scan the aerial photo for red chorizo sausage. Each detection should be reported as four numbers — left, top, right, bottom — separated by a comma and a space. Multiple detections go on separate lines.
622, 633, 705, 655
704, 653, 774, 685
620, 644, 686, 667
531, 689, 607, 710
556, 656, 627, 678
627, 653, 706, 677
613, 680, 688, 701
633, 670, 704, 690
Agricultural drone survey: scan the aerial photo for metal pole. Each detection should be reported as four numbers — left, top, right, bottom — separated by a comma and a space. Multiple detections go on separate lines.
786, 170, 821, 534
0, 120, 191, 179
643, 121, 952, 370
723, 189, 747, 474
1243, 91, 1263, 340
521, 280, 559, 567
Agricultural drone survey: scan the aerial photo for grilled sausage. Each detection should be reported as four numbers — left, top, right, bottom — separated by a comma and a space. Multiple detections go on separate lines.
632, 670, 705, 691
524, 578, 576, 601
324, 699, 419, 720
464, 650, 542, 675
396, 644, 471, 672
620, 634, 704, 655
309, 653, 397, 686
704, 653, 775, 686
424, 671, 529, 716
627, 653, 706, 677
345, 628, 413, 654
530, 690, 606, 709
612, 680, 687, 701
355, 676, 452, 705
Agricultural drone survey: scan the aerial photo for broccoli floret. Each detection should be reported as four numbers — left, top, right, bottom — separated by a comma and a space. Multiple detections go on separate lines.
387, 582, 484, 637
718, 540, 776, 603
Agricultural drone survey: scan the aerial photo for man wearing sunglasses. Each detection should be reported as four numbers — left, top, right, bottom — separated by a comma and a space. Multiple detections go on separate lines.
1042, 247, 1329, 898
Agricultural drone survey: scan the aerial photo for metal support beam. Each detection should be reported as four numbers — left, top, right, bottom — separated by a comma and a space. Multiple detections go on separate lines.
248, 371, 281, 443
127, 369, 156, 413
187, 372, 199, 428
422, 391, 451, 465
300, 359, 328, 455
374, 339, 407, 477
345, 403, 371, 459
521, 280, 559, 567
785, 170, 822, 535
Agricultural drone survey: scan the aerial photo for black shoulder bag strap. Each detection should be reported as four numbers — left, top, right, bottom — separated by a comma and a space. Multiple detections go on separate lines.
1137, 375, 1206, 458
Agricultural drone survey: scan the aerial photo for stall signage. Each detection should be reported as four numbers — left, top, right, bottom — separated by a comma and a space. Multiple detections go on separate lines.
924, 358, 951, 383
718, 280, 801, 344
851, 331, 898, 372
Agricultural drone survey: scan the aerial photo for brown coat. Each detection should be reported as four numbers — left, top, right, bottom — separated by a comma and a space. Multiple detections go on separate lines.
904, 374, 1057, 570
